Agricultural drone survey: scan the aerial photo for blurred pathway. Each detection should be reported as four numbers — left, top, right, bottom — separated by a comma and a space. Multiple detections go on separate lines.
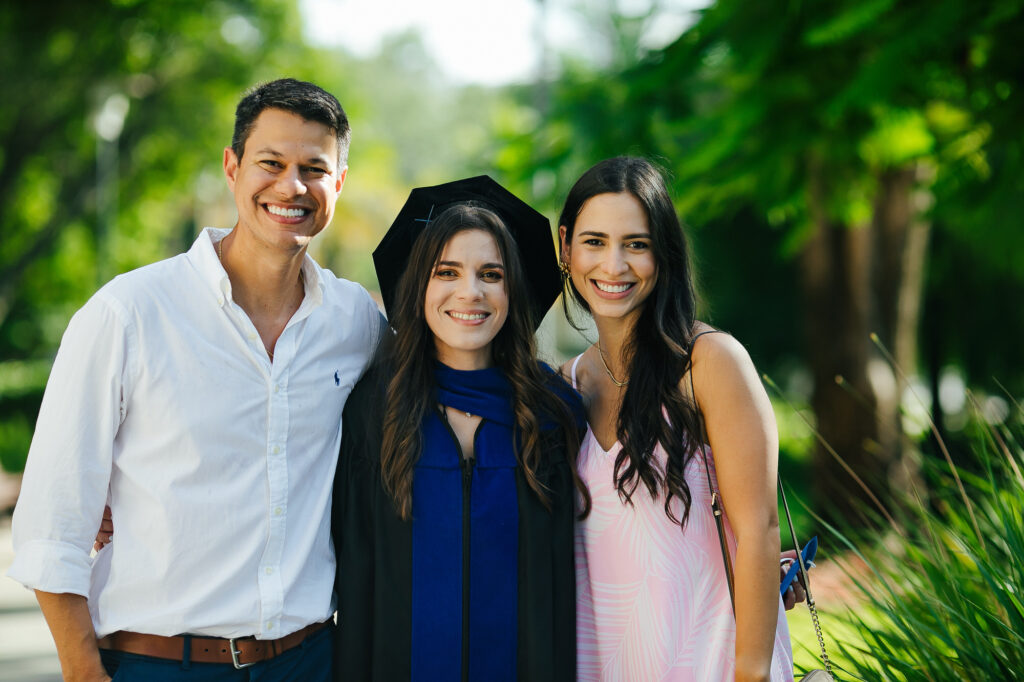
0, 515, 61, 681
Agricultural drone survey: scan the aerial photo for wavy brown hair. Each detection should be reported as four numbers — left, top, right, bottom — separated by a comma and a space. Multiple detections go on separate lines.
559, 156, 704, 526
379, 203, 588, 520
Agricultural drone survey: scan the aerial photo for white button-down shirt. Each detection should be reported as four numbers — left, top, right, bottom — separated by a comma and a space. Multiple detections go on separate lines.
8, 228, 382, 639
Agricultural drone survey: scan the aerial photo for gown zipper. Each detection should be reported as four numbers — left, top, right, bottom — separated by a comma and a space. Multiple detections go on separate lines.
438, 407, 482, 682
461, 454, 472, 682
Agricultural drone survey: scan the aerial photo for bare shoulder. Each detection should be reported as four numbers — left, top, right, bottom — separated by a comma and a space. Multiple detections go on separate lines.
562, 346, 600, 402
691, 330, 752, 371
685, 329, 761, 400
558, 348, 590, 385
557, 358, 574, 384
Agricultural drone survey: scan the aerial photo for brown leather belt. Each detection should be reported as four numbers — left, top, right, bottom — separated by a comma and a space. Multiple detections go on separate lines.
97, 619, 331, 669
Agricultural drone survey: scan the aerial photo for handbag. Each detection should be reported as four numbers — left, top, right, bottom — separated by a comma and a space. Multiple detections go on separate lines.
687, 333, 834, 680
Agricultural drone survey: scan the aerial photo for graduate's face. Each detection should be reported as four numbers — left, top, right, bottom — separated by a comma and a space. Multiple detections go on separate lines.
560, 191, 657, 325
424, 229, 509, 370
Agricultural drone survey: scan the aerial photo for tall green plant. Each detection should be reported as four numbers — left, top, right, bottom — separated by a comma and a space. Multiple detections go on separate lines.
823, 401, 1024, 680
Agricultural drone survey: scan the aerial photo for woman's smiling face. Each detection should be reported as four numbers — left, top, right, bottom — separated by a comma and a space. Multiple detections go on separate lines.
424, 229, 509, 370
560, 191, 657, 324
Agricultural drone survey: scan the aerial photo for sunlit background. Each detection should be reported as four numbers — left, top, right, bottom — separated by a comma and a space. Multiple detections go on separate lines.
2, 1, 1023, 678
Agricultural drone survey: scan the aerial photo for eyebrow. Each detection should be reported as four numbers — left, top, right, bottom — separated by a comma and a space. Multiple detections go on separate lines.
254, 148, 331, 165
437, 260, 505, 269
578, 230, 651, 240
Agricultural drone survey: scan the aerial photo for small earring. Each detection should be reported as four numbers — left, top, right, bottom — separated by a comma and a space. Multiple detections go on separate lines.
558, 259, 571, 277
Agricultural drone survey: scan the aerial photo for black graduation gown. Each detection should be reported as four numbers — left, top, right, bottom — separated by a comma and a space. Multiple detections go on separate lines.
332, 366, 577, 682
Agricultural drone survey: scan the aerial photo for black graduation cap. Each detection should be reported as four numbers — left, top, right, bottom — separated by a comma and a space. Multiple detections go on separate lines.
373, 175, 561, 329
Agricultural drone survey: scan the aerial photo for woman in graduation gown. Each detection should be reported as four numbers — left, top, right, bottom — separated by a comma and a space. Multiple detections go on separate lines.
332, 199, 586, 682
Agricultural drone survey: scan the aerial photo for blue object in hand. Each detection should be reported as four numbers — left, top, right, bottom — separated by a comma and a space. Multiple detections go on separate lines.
780, 535, 818, 596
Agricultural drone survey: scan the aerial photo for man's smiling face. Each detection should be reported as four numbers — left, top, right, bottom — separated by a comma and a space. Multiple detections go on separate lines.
223, 107, 346, 252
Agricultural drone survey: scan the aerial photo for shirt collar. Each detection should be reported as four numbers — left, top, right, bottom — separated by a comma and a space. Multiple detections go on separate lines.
187, 227, 325, 308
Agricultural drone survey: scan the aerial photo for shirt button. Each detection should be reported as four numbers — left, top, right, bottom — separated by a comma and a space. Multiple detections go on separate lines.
274, 507, 283, 516
266, 622, 273, 630
272, 446, 281, 455
248, 332, 257, 340
273, 384, 280, 393
265, 567, 274, 575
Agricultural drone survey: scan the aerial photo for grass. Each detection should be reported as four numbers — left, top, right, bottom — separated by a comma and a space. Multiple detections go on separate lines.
791, 403, 1024, 680
767, 335, 1024, 681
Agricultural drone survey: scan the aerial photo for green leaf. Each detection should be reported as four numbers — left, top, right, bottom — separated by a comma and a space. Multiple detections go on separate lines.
803, 0, 897, 47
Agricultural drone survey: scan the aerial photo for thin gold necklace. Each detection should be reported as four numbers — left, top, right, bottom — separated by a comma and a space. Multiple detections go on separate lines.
596, 340, 628, 387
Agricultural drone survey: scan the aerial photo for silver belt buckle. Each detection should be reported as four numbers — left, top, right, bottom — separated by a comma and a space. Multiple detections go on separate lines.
229, 637, 256, 669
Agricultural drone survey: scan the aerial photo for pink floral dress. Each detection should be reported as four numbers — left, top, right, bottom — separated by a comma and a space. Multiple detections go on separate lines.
572, 355, 794, 681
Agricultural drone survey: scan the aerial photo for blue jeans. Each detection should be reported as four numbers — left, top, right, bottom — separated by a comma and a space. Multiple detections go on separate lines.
99, 625, 333, 681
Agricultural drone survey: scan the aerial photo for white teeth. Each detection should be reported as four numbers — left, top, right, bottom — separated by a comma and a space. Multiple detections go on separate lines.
266, 205, 309, 218
595, 281, 633, 293
449, 311, 487, 321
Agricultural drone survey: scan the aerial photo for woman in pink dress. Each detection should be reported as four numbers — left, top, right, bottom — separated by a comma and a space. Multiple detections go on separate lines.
558, 157, 794, 681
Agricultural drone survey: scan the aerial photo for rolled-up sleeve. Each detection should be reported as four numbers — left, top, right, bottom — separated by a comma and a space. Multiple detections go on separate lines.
7, 292, 133, 596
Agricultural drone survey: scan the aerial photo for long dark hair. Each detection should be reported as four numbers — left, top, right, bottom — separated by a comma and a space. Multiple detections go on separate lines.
380, 203, 587, 520
558, 156, 703, 526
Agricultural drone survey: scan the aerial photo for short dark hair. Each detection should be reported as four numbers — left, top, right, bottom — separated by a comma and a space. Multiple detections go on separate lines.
231, 78, 351, 166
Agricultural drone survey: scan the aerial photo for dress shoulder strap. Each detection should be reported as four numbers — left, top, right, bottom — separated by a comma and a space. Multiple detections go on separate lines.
569, 352, 585, 390
686, 328, 724, 421
687, 329, 723, 356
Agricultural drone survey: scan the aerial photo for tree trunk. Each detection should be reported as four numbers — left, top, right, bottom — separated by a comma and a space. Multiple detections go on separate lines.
800, 161, 932, 524
800, 168, 881, 522
872, 165, 932, 496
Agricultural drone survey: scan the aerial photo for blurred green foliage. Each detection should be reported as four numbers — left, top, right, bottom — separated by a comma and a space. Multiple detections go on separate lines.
1, 0, 306, 469
3, 4, 1022, 675
495, 0, 1024, 518
0, 1, 511, 471
1, 0, 1021, 493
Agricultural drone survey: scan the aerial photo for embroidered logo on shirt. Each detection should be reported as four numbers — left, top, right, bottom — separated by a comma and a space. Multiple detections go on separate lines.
334, 371, 340, 386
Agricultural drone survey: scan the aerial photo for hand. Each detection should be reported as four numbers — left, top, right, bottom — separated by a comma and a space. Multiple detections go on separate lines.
779, 550, 807, 611
93, 506, 113, 552
61, 665, 111, 682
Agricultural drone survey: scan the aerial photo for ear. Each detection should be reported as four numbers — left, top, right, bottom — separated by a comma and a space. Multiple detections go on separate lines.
558, 224, 570, 261
223, 147, 239, 191
335, 165, 348, 194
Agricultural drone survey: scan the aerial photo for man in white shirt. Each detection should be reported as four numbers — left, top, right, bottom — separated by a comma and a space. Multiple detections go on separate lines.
8, 79, 382, 681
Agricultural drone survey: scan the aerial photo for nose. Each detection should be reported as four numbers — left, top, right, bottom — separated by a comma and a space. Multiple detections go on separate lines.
601, 246, 628, 276
456, 275, 483, 300
273, 165, 306, 198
